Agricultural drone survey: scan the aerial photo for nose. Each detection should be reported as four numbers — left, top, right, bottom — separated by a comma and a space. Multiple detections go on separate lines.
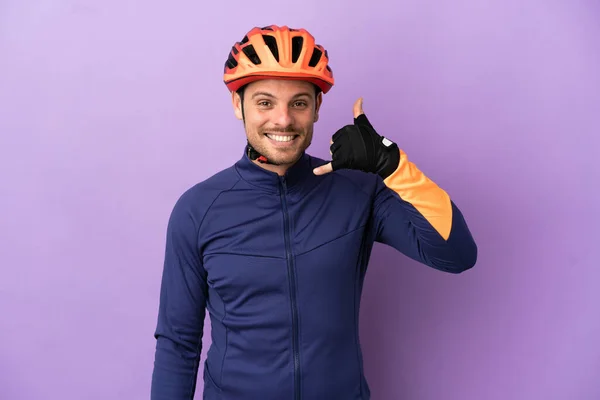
273, 104, 294, 127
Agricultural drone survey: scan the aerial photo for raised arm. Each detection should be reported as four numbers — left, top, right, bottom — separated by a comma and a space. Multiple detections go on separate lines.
312, 98, 477, 273
373, 148, 477, 273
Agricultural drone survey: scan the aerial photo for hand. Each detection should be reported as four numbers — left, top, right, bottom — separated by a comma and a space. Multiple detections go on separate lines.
313, 98, 400, 179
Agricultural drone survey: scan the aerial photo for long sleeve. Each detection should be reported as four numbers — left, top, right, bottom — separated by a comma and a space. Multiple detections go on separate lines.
373, 149, 477, 273
151, 198, 208, 399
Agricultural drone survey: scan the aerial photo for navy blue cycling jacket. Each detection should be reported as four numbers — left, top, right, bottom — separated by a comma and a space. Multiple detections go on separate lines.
151, 147, 477, 400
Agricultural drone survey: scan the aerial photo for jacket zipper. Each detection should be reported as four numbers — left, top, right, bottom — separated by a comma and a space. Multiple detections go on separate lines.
279, 176, 300, 400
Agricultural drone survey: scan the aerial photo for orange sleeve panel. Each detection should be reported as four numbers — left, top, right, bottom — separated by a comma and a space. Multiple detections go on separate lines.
382, 149, 453, 240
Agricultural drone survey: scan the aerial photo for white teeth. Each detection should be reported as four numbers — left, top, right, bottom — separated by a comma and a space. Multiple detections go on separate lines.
267, 134, 295, 142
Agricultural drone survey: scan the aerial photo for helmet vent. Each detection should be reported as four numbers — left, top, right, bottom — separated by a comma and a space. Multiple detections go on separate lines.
242, 45, 261, 64
308, 48, 322, 67
262, 35, 279, 62
225, 53, 238, 70
291, 37, 303, 63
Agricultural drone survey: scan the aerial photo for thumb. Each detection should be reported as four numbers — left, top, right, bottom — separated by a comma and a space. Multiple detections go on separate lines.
353, 97, 364, 119
313, 162, 333, 176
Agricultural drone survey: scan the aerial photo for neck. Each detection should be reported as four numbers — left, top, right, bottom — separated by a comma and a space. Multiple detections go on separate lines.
252, 159, 294, 176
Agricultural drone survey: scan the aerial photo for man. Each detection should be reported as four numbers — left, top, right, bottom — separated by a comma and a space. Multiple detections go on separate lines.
151, 25, 477, 400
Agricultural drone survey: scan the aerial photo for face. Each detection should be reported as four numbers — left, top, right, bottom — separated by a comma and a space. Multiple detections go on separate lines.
232, 79, 322, 168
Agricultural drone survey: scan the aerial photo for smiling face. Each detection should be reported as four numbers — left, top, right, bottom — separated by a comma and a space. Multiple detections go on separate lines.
232, 79, 323, 174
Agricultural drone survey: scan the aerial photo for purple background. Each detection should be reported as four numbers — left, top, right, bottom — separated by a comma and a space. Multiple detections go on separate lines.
1, 1, 599, 399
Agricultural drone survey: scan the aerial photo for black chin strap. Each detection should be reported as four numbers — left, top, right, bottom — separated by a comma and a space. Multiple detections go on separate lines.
246, 142, 270, 164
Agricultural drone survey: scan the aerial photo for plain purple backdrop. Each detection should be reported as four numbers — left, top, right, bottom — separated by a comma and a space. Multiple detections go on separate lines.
1, 1, 599, 399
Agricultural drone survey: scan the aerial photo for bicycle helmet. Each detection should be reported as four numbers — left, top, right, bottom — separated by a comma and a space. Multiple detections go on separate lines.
223, 25, 335, 94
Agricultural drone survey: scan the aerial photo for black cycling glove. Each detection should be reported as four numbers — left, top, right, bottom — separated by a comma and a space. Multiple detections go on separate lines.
329, 114, 400, 179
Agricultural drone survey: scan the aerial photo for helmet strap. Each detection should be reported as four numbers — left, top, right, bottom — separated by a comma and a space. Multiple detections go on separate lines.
246, 141, 270, 164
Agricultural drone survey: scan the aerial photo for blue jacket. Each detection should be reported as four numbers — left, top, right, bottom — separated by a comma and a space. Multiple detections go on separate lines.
151, 147, 477, 399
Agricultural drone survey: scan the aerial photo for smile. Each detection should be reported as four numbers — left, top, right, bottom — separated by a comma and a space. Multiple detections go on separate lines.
265, 134, 298, 142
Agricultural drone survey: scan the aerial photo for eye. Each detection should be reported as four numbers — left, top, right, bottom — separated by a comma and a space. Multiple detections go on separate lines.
257, 100, 271, 107
293, 101, 308, 108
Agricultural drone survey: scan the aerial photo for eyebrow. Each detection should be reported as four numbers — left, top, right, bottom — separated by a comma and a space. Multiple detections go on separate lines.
251, 91, 313, 99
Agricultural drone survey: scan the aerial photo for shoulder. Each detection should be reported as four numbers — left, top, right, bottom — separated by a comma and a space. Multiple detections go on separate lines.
168, 164, 241, 228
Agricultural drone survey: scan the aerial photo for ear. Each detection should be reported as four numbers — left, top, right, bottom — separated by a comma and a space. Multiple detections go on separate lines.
314, 91, 323, 122
232, 91, 243, 120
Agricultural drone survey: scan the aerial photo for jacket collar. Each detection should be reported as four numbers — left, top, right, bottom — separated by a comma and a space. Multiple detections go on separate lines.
234, 148, 313, 193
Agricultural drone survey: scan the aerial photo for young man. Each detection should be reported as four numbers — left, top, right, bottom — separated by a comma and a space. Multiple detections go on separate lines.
151, 25, 477, 400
